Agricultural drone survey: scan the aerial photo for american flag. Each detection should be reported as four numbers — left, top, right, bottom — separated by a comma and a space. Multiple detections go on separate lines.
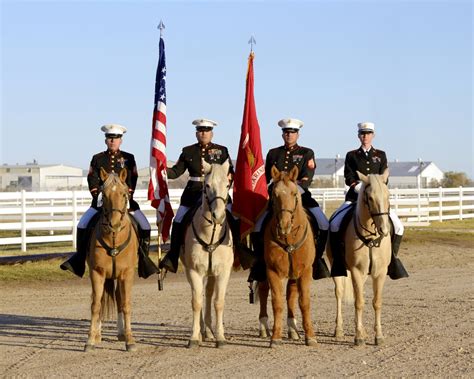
148, 35, 174, 241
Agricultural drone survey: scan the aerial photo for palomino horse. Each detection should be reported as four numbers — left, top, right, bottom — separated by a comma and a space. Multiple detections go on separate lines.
85, 168, 139, 352
264, 165, 317, 347
328, 169, 391, 346
182, 159, 233, 348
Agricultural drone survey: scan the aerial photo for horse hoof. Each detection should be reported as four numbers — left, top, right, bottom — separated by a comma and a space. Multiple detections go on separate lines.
305, 337, 318, 347
334, 332, 344, 342
288, 330, 300, 340
354, 338, 365, 346
117, 334, 126, 342
259, 331, 268, 338
126, 344, 137, 352
188, 340, 200, 349
270, 339, 282, 348
84, 344, 95, 352
216, 340, 226, 349
375, 336, 385, 346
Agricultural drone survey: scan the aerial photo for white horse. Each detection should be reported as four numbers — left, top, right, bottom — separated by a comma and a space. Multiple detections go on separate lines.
181, 159, 234, 348
328, 169, 392, 346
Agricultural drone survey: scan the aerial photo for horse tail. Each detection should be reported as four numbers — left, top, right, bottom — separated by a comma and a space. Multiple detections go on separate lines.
342, 272, 354, 304
100, 279, 116, 321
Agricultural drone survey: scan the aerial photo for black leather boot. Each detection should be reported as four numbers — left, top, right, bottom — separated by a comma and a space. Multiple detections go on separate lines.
247, 232, 267, 282
60, 228, 88, 277
137, 228, 159, 279
159, 222, 182, 273
329, 231, 347, 277
387, 234, 409, 280
227, 211, 256, 270
313, 229, 331, 280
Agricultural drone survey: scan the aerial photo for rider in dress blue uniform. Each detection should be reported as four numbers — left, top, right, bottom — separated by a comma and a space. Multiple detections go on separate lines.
329, 122, 408, 279
60, 124, 159, 278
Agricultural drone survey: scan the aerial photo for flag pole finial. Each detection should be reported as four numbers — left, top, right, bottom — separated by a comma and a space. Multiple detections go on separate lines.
248, 35, 256, 53
158, 20, 165, 37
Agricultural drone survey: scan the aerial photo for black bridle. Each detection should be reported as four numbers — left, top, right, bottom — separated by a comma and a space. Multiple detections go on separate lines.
273, 192, 299, 238
192, 180, 229, 254
97, 178, 133, 278
354, 183, 390, 248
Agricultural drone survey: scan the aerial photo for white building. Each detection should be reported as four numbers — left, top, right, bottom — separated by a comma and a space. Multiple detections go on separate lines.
0, 164, 86, 191
313, 159, 444, 189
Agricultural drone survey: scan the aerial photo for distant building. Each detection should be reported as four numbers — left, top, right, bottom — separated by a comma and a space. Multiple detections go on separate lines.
386, 161, 444, 188
0, 163, 86, 191
312, 159, 444, 189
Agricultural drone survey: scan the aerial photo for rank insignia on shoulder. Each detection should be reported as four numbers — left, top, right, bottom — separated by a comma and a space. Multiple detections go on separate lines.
307, 158, 315, 169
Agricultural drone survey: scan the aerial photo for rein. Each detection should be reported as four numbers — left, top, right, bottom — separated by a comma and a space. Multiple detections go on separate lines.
353, 182, 390, 274
271, 190, 309, 279
97, 177, 132, 279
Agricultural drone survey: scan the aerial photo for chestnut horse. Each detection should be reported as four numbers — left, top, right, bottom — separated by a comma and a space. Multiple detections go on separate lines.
328, 170, 391, 346
182, 160, 234, 348
264, 166, 317, 347
85, 168, 139, 352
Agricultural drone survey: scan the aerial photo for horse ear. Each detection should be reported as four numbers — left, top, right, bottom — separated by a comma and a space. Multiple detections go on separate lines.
357, 170, 369, 184
100, 167, 108, 182
119, 168, 127, 183
381, 168, 389, 183
271, 165, 281, 181
202, 159, 212, 175
289, 166, 299, 182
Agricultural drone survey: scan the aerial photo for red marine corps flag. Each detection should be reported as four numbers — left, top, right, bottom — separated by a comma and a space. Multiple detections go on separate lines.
148, 22, 173, 241
232, 48, 268, 240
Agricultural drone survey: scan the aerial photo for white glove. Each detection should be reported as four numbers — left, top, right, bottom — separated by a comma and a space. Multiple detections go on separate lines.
354, 182, 362, 194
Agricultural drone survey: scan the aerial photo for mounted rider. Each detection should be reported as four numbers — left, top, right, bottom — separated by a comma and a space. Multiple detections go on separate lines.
329, 121, 409, 279
159, 118, 245, 273
249, 118, 331, 282
60, 124, 159, 278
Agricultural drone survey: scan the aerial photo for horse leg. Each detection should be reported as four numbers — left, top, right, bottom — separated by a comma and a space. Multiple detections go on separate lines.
85, 269, 105, 352
267, 270, 284, 347
213, 268, 231, 348
258, 280, 271, 338
297, 269, 317, 346
120, 268, 137, 352
116, 283, 125, 342
333, 276, 345, 341
203, 276, 215, 341
372, 274, 387, 345
187, 269, 204, 348
351, 269, 367, 346
286, 279, 300, 340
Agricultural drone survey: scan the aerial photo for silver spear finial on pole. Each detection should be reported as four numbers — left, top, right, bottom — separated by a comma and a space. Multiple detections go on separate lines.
158, 20, 165, 37
248, 35, 256, 52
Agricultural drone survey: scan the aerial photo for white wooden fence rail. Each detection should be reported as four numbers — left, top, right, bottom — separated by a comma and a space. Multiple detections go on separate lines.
1, 187, 472, 252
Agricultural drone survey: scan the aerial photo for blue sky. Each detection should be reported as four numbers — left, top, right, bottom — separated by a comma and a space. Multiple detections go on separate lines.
1, 1, 472, 177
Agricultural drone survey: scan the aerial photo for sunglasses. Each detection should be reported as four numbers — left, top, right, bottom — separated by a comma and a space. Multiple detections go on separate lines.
358, 132, 373, 136
283, 130, 298, 134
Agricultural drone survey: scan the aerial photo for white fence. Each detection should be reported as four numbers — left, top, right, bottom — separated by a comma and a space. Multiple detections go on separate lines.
0, 187, 473, 252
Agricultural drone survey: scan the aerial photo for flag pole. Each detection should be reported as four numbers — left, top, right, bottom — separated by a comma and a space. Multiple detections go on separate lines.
156, 19, 166, 291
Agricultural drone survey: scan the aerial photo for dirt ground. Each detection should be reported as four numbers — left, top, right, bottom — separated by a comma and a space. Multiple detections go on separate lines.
1, 237, 473, 378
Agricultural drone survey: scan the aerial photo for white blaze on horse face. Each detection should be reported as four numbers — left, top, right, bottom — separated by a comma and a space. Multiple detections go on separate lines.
205, 163, 229, 225
274, 180, 297, 236
367, 175, 390, 237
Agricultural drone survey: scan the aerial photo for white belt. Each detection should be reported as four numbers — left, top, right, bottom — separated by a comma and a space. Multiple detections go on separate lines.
189, 176, 204, 182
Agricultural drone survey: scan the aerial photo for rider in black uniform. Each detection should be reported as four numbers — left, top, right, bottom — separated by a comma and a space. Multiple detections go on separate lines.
159, 119, 235, 273
60, 124, 159, 278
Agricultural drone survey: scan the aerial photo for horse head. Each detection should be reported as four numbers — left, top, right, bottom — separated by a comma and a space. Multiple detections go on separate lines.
357, 169, 390, 237
202, 159, 230, 225
271, 165, 301, 237
100, 167, 130, 231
